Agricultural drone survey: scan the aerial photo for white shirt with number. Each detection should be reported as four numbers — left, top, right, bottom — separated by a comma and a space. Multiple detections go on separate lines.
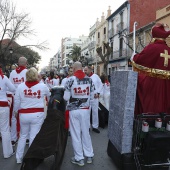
64, 75, 95, 111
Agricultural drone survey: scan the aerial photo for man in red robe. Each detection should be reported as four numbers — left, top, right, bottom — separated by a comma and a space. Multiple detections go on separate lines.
132, 23, 170, 114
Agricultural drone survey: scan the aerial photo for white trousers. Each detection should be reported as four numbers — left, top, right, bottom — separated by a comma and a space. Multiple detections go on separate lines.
91, 98, 99, 128
11, 112, 18, 141
104, 93, 110, 111
0, 107, 13, 158
16, 112, 44, 160
69, 109, 94, 161
9, 95, 18, 142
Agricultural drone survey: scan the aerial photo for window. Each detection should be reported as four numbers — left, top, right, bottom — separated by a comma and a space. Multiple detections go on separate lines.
111, 20, 114, 35
104, 27, 106, 34
103, 45, 106, 54
111, 42, 113, 59
120, 12, 123, 23
119, 38, 123, 57
98, 32, 100, 38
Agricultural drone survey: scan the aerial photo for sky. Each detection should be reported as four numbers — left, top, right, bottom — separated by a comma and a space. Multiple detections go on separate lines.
12, 0, 126, 69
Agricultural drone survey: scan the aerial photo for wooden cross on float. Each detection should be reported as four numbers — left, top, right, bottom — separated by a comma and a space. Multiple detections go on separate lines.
160, 50, 170, 67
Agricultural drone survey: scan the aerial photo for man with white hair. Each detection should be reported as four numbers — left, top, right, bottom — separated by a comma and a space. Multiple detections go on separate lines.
64, 61, 95, 166
9, 56, 28, 146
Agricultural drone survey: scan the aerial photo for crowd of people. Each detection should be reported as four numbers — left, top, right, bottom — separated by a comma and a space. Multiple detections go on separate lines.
0, 58, 110, 167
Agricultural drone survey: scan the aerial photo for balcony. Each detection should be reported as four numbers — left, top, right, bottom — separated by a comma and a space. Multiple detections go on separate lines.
88, 41, 96, 50
109, 49, 127, 60
116, 22, 124, 33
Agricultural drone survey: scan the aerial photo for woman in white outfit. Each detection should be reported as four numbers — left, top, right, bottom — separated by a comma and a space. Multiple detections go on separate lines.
100, 74, 110, 111
0, 65, 16, 158
14, 68, 51, 164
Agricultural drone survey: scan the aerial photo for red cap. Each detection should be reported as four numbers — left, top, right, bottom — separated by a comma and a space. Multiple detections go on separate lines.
152, 23, 170, 39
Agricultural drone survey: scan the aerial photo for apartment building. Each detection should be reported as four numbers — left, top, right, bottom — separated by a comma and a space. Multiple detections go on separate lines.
61, 36, 88, 67
93, 6, 111, 75
107, 1, 130, 74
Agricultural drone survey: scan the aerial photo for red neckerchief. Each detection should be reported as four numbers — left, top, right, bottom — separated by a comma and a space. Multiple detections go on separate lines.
89, 72, 93, 77
105, 80, 110, 86
16, 66, 26, 74
25, 81, 39, 88
47, 77, 52, 81
66, 76, 69, 78
0, 68, 4, 79
74, 70, 86, 79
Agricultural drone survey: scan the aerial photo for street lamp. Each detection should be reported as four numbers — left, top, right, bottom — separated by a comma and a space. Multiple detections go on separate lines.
9, 47, 13, 72
9, 47, 13, 54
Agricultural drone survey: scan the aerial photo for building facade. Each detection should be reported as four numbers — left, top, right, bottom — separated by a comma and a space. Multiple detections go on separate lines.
129, 0, 170, 33
107, 1, 130, 74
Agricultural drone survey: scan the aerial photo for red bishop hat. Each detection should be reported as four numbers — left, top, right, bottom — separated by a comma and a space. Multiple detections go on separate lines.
151, 23, 170, 39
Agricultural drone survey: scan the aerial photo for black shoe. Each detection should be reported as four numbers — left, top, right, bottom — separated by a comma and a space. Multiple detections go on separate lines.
11, 140, 17, 147
68, 131, 71, 136
26, 139, 29, 145
92, 128, 100, 133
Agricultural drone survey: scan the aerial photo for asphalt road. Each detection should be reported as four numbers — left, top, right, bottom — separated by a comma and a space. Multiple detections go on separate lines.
0, 126, 118, 170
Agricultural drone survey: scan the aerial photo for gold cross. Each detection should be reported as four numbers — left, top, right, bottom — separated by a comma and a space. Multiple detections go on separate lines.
160, 50, 170, 67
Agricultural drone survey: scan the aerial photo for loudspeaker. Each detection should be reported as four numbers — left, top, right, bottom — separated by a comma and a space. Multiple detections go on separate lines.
143, 131, 170, 164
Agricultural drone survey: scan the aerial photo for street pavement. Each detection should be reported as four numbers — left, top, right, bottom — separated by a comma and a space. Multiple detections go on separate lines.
0, 126, 118, 170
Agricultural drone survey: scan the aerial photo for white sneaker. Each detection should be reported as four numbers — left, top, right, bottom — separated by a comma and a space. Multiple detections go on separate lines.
17, 159, 22, 164
4, 150, 15, 159
87, 157, 93, 164
71, 157, 84, 166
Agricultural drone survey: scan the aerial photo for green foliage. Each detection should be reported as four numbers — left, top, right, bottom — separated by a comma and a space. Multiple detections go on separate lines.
69, 45, 81, 62
17, 47, 41, 67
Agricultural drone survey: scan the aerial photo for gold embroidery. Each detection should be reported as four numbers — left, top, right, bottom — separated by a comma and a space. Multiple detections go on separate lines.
54, 99, 60, 103
151, 38, 165, 43
160, 50, 170, 67
132, 61, 170, 79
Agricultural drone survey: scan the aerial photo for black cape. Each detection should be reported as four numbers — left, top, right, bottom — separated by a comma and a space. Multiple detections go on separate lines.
20, 109, 68, 170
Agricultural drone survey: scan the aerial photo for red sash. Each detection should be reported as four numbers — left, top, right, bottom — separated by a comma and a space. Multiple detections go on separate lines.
18, 108, 44, 114
65, 110, 69, 129
0, 101, 9, 107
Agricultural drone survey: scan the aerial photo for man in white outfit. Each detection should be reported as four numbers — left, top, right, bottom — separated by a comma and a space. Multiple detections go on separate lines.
64, 62, 95, 166
60, 67, 73, 87
84, 66, 103, 133
45, 70, 59, 89
9, 57, 27, 146
0, 65, 16, 158
61, 67, 73, 134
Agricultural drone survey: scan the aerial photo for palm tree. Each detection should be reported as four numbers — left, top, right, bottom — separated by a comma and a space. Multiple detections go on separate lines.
69, 45, 81, 62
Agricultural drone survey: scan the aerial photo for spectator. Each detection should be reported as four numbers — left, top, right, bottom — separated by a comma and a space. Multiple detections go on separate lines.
84, 66, 103, 133
64, 62, 95, 166
14, 67, 51, 164
9, 56, 28, 146
0, 64, 16, 158
100, 74, 110, 111
45, 70, 59, 90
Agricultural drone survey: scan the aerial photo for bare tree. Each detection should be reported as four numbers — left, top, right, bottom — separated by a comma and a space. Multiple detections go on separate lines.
96, 42, 112, 75
0, 0, 48, 68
